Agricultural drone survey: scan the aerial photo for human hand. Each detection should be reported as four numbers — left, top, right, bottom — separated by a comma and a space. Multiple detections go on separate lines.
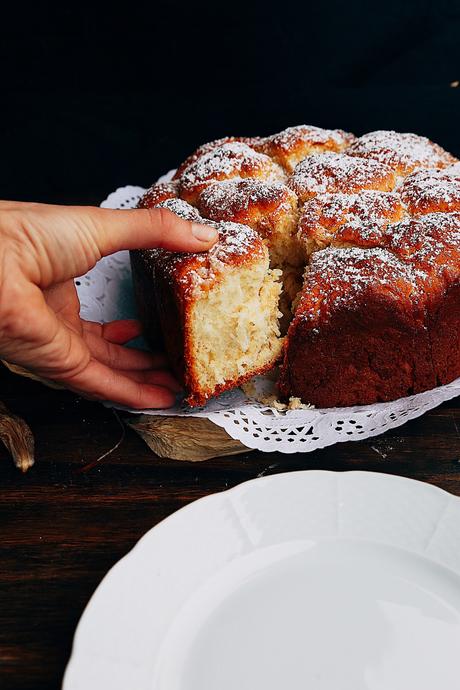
0, 200, 217, 408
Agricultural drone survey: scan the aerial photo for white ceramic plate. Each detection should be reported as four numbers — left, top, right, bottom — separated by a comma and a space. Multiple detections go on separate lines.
63, 471, 460, 689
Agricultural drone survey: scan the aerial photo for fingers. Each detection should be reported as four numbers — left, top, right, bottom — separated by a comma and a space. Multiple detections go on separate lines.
0, 278, 179, 409
119, 368, 183, 393
83, 331, 170, 373
82, 320, 169, 370
80, 319, 183, 397
83, 332, 162, 371
82, 319, 144, 345
91, 205, 219, 256
99, 319, 143, 344
64, 359, 178, 409
6, 202, 218, 287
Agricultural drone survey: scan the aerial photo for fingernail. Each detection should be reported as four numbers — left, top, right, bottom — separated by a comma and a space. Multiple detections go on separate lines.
191, 223, 218, 243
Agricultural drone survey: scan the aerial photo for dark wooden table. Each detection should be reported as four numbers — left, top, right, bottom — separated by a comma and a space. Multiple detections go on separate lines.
1, 362, 460, 690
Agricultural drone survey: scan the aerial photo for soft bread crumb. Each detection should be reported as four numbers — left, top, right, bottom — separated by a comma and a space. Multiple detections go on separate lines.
287, 396, 314, 410
189, 258, 283, 397
260, 395, 315, 411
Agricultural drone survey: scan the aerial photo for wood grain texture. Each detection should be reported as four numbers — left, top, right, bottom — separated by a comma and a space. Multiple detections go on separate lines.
1, 361, 460, 689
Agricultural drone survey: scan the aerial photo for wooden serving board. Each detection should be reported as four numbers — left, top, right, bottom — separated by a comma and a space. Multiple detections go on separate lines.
2, 361, 250, 462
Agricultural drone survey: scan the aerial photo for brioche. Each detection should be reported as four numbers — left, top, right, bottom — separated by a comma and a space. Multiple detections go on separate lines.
347, 130, 457, 176
179, 142, 286, 205
131, 126, 460, 407
131, 198, 282, 406
252, 124, 355, 172
288, 152, 396, 201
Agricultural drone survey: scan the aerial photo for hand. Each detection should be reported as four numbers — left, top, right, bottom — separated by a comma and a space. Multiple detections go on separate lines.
0, 200, 218, 408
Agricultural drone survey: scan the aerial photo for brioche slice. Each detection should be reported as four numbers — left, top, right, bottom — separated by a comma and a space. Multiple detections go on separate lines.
197, 178, 304, 331
130, 199, 283, 407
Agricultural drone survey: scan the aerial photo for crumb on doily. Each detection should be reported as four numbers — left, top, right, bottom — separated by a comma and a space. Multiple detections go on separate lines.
287, 396, 314, 410
241, 381, 314, 410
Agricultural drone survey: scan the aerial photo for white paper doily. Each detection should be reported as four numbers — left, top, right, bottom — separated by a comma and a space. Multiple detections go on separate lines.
75, 182, 460, 454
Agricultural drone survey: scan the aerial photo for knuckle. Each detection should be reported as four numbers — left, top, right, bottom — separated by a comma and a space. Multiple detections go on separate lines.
0, 277, 28, 341
106, 343, 123, 369
148, 206, 166, 228
131, 384, 147, 409
147, 207, 175, 240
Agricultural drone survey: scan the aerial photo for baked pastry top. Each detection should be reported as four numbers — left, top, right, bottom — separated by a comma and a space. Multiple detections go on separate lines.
131, 125, 460, 407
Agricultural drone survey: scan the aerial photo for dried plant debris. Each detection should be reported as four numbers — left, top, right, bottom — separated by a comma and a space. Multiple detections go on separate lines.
0, 401, 35, 472
128, 414, 249, 461
77, 409, 126, 473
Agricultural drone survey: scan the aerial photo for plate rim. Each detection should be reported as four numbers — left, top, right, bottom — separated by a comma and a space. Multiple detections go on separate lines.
63, 470, 460, 689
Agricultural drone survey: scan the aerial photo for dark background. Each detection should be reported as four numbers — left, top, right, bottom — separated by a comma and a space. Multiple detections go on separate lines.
1, 3, 460, 689
1, 0, 459, 206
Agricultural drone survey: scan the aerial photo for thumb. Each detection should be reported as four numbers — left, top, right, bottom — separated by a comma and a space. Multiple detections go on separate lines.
91, 205, 219, 256
8, 201, 219, 287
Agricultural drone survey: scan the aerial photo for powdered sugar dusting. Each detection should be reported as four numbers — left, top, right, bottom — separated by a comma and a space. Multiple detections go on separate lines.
262, 124, 355, 151
347, 130, 457, 174
384, 212, 460, 273
288, 152, 395, 199
138, 198, 264, 294
155, 197, 201, 221
445, 162, 460, 178
297, 246, 426, 324
401, 169, 460, 214
180, 142, 286, 197
299, 190, 405, 248
198, 178, 294, 220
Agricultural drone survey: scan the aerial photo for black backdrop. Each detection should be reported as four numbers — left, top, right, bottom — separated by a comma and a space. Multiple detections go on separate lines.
1, 0, 459, 205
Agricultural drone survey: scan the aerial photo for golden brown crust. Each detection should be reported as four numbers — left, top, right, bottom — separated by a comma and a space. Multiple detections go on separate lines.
278, 247, 435, 407
280, 213, 460, 406
137, 180, 180, 208
184, 355, 280, 407
140, 198, 266, 297
382, 212, 460, 281
253, 125, 356, 172
288, 152, 396, 202
179, 142, 286, 205
132, 126, 460, 409
347, 130, 458, 175
400, 169, 460, 215
196, 178, 297, 241
298, 190, 405, 252
292, 247, 425, 325
173, 136, 264, 179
